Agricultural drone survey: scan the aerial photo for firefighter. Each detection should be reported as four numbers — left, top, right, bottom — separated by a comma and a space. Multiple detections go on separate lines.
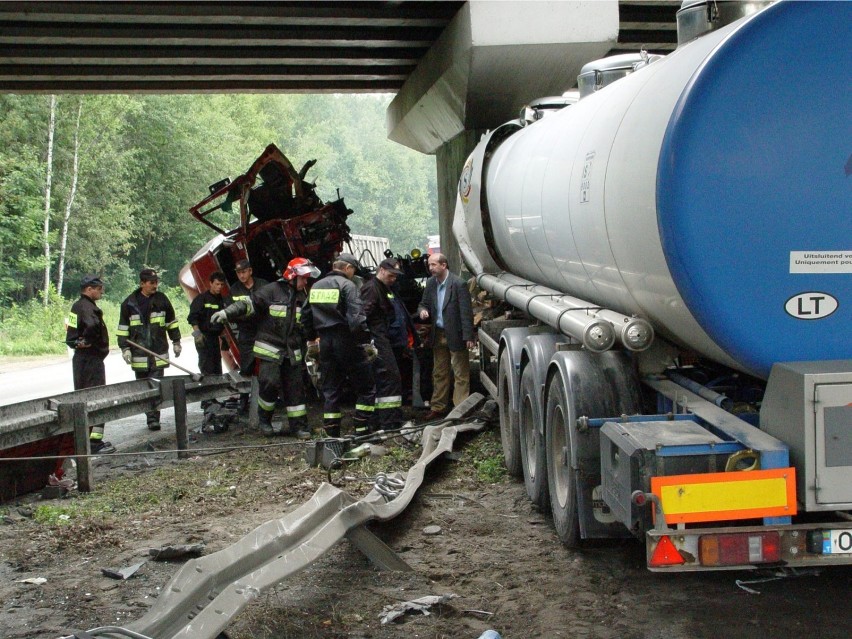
228, 259, 269, 413
117, 268, 182, 431
360, 258, 406, 431
211, 257, 318, 438
65, 275, 114, 454
301, 253, 377, 438
187, 271, 227, 409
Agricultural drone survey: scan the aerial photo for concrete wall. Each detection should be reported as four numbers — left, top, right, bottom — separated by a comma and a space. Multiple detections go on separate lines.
436, 129, 484, 275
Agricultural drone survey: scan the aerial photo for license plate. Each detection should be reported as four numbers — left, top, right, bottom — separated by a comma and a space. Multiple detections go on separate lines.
820, 530, 852, 554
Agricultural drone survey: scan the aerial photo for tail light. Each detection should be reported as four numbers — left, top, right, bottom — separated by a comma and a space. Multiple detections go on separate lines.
699, 532, 781, 567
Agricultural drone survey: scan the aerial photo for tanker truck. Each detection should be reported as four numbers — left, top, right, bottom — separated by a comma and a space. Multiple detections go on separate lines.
454, 0, 851, 571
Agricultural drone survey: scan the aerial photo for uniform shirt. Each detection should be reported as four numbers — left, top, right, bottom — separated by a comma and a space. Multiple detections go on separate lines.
66, 294, 109, 359
187, 290, 226, 336
302, 270, 369, 341
360, 276, 396, 341
223, 280, 304, 364
228, 277, 269, 343
117, 290, 181, 371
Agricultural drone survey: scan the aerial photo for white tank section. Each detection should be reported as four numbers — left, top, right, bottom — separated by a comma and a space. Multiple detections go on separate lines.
457, 20, 743, 371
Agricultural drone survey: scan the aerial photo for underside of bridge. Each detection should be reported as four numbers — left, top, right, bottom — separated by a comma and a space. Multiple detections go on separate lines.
0, 1, 678, 93
1, 0, 681, 268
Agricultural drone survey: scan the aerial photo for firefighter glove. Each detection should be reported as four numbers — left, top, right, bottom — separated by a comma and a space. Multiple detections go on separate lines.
362, 341, 378, 363
306, 341, 320, 361
192, 329, 204, 347
173, 341, 182, 357
121, 349, 133, 365
211, 310, 228, 325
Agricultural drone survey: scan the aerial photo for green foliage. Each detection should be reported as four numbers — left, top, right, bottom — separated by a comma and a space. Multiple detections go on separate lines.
0, 94, 438, 315
0, 284, 190, 356
0, 290, 69, 355
467, 429, 510, 484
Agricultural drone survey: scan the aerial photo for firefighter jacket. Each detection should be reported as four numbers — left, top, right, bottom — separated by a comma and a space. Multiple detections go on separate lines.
302, 270, 369, 342
116, 290, 181, 371
227, 277, 269, 343
222, 280, 305, 365
65, 294, 109, 359
187, 290, 226, 336
360, 276, 396, 342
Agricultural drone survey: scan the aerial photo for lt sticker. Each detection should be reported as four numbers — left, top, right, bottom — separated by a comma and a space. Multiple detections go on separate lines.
784, 292, 839, 320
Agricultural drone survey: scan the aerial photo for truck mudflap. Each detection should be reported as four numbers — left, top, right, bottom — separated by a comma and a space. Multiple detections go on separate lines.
644, 522, 852, 571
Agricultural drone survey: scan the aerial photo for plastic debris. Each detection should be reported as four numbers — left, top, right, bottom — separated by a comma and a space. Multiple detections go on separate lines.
149, 543, 205, 561
17, 577, 47, 585
379, 593, 458, 624
477, 632, 502, 639
101, 561, 145, 580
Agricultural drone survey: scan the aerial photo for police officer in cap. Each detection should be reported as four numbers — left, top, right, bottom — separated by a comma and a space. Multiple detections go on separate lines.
302, 253, 377, 437
66, 275, 114, 454
361, 258, 406, 431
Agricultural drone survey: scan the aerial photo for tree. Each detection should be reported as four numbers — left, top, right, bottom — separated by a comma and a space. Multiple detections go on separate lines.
41, 95, 56, 306
55, 97, 83, 295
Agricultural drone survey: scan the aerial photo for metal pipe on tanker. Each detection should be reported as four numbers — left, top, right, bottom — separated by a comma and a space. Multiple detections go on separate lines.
477, 273, 615, 353
493, 273, 654, 352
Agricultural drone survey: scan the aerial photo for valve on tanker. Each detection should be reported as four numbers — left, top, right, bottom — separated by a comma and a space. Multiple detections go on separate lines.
582, 321, 616, 353
623, 319, 655, 352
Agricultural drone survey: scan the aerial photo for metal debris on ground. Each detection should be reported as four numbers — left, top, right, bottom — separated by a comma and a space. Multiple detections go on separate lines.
379, 593, 459, 624
101, 561, 145, 580
735, 567, 823, 594
423, 525, 442, 536
148, 543, 205, 561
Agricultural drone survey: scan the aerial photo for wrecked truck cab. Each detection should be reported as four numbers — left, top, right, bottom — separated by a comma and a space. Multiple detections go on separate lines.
180, 143, 353, 368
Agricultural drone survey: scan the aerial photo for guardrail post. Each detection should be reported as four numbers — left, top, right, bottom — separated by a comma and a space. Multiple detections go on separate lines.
59, 401, 92, 493
172, 378, 189, 459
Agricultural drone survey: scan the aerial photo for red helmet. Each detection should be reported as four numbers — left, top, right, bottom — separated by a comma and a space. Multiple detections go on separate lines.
283, 257, 320, 281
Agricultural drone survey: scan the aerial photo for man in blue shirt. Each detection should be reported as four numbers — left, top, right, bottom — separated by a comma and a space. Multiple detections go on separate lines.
417, 253, 475, 420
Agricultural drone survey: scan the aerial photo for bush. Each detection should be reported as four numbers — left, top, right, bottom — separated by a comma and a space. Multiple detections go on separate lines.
0, 284, 192, 357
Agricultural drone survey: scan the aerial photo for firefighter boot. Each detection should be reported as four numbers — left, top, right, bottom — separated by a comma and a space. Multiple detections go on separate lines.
321, 421, 341, 438
258, 408, 275, 437
237, 393, 249, 416
353, 416, 371, 437
290, 417, 311, 440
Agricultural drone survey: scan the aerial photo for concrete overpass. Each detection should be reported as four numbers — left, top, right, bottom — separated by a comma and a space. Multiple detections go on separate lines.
1, 0, 680, 267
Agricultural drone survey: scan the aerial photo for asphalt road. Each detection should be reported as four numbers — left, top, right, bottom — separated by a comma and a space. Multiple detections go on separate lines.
0, 338, 207, 452
0, 339, 198, 406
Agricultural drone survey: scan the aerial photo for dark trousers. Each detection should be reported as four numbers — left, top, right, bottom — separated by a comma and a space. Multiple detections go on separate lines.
135, 368, 165, 425
72, 351, 106, 389
73, 352, 106, 439
372, 335, 403, 429
236, 337, 257, 411
236, 337, 257, 376
196, 334, 223, 376
318, 327, 375, 430
257, 358, 307, 432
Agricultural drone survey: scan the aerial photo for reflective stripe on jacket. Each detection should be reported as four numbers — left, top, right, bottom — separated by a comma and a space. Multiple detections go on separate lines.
117, 290, 181, 370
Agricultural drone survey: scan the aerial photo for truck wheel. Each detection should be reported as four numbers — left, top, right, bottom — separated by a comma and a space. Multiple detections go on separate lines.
519, 363, 549, 509
545, 372, 581, 547
497, 348, 522, 477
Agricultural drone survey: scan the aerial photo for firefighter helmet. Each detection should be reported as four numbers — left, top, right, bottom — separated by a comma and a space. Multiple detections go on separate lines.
283, 257, 320, 281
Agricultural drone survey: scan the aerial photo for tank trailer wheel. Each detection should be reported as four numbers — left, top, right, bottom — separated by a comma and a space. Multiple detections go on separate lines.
545, 373, 581, 548
497, 348, 523, 477
519, 363, 549, 509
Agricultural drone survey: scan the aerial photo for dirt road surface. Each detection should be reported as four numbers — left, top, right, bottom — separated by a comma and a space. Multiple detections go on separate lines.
0, 403, 849, 639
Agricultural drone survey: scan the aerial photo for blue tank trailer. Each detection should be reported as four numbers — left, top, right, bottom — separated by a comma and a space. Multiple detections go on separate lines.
458, 0, 852, 570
